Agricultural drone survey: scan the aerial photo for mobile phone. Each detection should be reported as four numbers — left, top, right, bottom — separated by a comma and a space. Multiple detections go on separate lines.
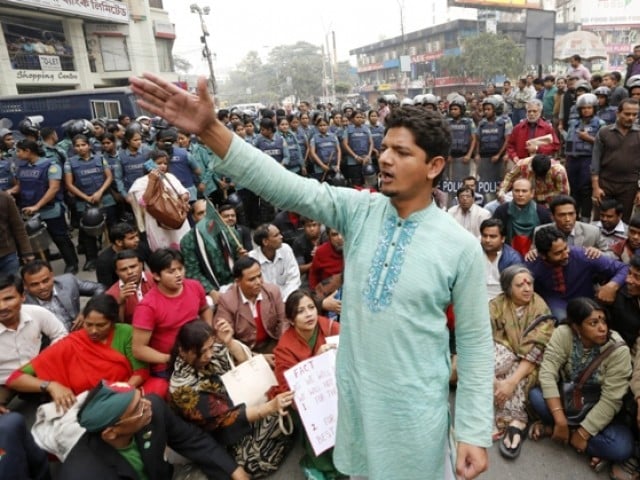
143, 159, 157, 172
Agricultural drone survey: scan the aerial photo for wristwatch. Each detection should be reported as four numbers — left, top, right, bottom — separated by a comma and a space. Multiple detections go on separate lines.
39, 381, 51, 393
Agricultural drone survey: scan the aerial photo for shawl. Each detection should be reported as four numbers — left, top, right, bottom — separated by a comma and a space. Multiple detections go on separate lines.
169, 343, 250, 445
507, 200, 539, 240
490, 292, 554, 362
30, 327, 134, 395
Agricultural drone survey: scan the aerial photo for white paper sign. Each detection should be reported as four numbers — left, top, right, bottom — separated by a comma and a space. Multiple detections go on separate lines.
284, 350, 338, 456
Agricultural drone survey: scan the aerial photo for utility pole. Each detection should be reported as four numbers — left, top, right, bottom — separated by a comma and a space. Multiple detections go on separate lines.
190, 3, 216, 94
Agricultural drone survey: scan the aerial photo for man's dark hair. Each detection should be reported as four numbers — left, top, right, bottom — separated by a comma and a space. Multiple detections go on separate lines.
630, 254, 640, 271
456, 186, 474, 199
611, 71, 622, 83
232, 256, 259, 279
599, 198, 623, 215
148, 248, 183, 275
259, 118, 275, 132
533, 78, 544, 86
114, 249, 142, 265
591, 74, 603, 83
216, 109, 229, 121
117, 114, 130, 124
618, 98, 639, 112
108, 222, 137, 244
16, 139, 41, 155
543, 75, 555, 83
480, 218, 506, 237
0, 274, 24, 295
253, 223, 272, 248
40, 127, 56, 141
571, 54, 582, 62
531, 154, 551, 178
384, 106, 451, 185
629, 214, 640, 230
21, 259, 52, 279
218, 204, 235, 214
549, 195, 577, 215
534, 225, 567, 255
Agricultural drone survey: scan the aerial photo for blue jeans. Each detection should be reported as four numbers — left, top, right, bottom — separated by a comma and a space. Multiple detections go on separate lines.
0, 412, 51, 480
529, 387, 634, 462
0, 252, 19, 276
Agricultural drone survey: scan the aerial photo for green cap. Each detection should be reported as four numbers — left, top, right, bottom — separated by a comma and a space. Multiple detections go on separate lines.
78, 381, 136, 433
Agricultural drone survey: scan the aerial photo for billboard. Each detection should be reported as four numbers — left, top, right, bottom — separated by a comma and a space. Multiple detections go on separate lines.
581, 0, 640, 26
448, 0, 542, 9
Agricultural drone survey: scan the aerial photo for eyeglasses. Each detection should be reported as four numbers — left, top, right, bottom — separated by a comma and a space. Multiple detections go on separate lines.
115, 398, 146, 425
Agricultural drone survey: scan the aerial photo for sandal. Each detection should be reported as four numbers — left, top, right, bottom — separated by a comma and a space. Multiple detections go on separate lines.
610, 459, 640, 480
527, 420, 551, 441
590, 457, 609, 473
499, 425, 526, 459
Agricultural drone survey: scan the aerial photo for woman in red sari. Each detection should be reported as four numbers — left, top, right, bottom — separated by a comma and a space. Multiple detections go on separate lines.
6, 294, 148, 411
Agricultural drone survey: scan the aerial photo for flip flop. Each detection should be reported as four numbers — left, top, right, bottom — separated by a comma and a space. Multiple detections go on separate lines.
610, 458, 640, 480
499, 425, 526, 460
527, 420, 551, 441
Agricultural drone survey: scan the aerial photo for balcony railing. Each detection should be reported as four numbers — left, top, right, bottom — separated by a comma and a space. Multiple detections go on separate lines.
9, 51, 75, 71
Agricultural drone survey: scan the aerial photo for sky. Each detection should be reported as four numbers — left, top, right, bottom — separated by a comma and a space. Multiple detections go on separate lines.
163, 0, 477, 75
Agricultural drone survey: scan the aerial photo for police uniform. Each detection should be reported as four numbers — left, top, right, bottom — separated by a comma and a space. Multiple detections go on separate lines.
310, 132, 340, 181
278, 130, 303, 174
165, 146, 200, 202
64, 153, 116, 265
17, 157, 78, 271
342, 124, 372, 186
0, 157, 16, 192
369, 122, 385, 172
446, 116, 476, 193
597, 106, 617, 126
565, 114, 605, 220
116, 146, 150, 197
294, 125, 309, 169
476, 116, 512, 200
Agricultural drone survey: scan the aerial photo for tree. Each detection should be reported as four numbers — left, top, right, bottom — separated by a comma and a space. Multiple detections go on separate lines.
438, 33, 524, 83
172, 55, 193, 75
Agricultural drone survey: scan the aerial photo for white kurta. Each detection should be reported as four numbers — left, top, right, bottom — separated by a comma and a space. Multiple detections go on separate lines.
214, 136, 494, 479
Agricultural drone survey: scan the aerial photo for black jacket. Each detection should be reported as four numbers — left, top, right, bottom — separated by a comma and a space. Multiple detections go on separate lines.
59, 395, 237, 480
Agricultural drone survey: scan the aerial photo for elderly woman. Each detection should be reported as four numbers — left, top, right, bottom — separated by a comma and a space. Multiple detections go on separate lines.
490, 265, 555, 459
6, 294, 148, 411
169, 319, 294, 479
270, 289, 342, 479
528, 297, 633, 473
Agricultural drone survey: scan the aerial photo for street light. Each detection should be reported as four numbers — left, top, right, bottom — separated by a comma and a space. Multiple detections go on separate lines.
190, 3, 217, 94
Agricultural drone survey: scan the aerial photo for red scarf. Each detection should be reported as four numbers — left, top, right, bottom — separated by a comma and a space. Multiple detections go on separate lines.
31, 329, 133, 394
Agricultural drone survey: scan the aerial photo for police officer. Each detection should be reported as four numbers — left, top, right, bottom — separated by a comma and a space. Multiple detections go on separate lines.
309, 116, 341, 182
475, 97, 513, 201
15, 139, 78, 273
594, 86, 617, 125
565, 93, 605, 222
0, 128, 17, 195
341, 109, 373, 186
64, 134, 116, 271
446, 96, 477, 195
156, 127, 202, 203
116, 126, 150, 198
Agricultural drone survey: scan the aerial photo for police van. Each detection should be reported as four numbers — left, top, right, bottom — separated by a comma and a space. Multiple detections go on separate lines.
0, 87, 144, 135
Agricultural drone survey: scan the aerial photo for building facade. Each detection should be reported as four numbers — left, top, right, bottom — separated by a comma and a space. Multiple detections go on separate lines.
0, 0, 177, 95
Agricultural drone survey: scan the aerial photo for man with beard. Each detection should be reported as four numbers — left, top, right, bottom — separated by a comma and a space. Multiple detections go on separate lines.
106, 250, 155, 324
593, 198, 628, 249
308, 227, 344, 290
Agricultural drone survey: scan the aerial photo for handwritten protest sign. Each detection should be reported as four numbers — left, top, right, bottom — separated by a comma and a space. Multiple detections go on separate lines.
284, 350, 338, 455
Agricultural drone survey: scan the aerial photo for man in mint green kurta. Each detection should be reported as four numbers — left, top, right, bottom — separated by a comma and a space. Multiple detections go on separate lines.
131, 73, 494, 480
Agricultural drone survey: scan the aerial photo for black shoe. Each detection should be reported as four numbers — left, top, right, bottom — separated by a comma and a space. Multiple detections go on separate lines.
77, 244, 86, 255
64, 264, 79, 274
82, 260, 96, 272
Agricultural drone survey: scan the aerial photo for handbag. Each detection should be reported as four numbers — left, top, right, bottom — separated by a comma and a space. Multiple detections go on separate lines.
221, 343, 278, 408
559, 340, 626, 426
143, 174, 189, 230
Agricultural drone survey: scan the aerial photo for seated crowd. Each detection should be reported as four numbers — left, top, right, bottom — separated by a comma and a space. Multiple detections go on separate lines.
3, 98, 640, 480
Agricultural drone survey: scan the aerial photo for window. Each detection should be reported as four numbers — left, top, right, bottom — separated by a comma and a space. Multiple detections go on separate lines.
155, 38, 173, 72
91, 100, 121, 119
149, 0, 164, 8
100, 36, 131, 71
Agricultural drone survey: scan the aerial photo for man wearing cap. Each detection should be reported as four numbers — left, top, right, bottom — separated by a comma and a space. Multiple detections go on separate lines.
60, 381, 249, 480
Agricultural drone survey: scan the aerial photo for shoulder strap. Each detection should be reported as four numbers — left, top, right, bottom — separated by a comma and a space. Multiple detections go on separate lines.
521, 314, 556, 339
576, 340, 626, 388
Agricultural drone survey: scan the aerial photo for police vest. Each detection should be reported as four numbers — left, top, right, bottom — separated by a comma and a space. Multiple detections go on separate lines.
17, 159, 62, 209
119, 149, 147, 192
314, 133, 339, 165
369, 124, 384, 152
0, 159, 14, 191
281, 132, 302, 169
477, 118, 506, 155
346, 125, 371, 156
168, 147, 195, 188
566, 116, 602, 157
295, 127, 308, 158
255, 135, 285, 162
598, 106, 617, 125
448, 118, 473, 155
69, 155, 106, 195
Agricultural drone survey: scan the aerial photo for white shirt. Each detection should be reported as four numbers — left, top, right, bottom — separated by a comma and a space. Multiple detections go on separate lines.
447, 204, 492, 238
0, 304, 67, 383
239, 289, 264, 318
484, 251, 503, 301
249, 243, 301, 301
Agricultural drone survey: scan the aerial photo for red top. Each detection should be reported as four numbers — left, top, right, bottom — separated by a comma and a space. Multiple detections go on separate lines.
105, 272, 156, 324
308, 242, 344, 289
506, 118, 560, 160
269, 316, 340, 398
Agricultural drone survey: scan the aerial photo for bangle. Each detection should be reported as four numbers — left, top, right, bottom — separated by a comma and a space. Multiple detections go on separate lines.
551, 407, 563, 413
576, 428, 589, 441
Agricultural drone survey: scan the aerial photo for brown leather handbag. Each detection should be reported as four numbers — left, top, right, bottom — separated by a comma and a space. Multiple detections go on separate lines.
143, 174, 189, 230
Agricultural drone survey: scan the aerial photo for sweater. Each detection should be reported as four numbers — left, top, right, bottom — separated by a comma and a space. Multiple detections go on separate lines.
308, 242, 344, 289
0, 191, 33, 259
